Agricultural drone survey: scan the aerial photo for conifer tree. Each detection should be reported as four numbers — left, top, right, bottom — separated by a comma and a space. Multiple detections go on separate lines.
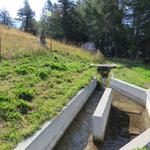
17, 0, 35, 33
0, 9, 13, 27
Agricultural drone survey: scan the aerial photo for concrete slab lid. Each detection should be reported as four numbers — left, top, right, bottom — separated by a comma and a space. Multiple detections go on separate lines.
93, 88, 112, 117
97, 64, 118, 68
90, 63, 118, 68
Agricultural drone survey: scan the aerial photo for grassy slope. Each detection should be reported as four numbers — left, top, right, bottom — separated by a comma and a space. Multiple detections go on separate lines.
0, 25, 103, 60
0, 25, 103, 150
0, 25, 150, 150
110, 59, 150, 89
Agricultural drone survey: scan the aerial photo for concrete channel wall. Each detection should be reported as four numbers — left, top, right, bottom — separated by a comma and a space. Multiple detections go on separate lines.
110, 78, 150, 149
146, 90, 150, 118
14, 79, 97, 150
92, 88, 112, 142
120, 128, 150, 150
110, 78, 147, 106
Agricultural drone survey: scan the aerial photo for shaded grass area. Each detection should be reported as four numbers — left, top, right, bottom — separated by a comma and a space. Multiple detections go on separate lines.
0, 51, 100, 150
110, 59, 150, 89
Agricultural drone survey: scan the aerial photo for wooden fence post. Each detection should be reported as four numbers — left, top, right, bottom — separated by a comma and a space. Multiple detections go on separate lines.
50, 39, 52, 51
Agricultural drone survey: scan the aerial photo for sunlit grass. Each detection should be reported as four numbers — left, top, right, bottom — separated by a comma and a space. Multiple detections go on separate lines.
0, 25, 103, 150
110, 59, 150, 89
0, 25, 104, 63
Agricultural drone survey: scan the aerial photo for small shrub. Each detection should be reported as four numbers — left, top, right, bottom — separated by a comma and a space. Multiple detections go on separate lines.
2, 61, 10, 67
15, 65, 34, 75
0, 93, 9, 102
0, 102, 14, 111
17, 88, 34, 101
0, 71, 10, 78
4, 131, 20, 142
24, 75, 39, 86
50, 62, 67, 71
67, 63, 83, 72
43, 63, 51, 67
0, 67, 10, 78
17, 99, 33, 114
37, 69, 49, 80
65, 77, 73, 83
0, 102, 16, 121
52, 53, 60, 62
7, 112, 21, 120
15, 65, 28, 75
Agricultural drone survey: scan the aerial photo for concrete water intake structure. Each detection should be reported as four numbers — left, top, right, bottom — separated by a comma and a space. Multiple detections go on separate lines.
53, 65, 150, 150
14, 70, 150, 150
54, 78, 150, 150
91, 64, 118, 88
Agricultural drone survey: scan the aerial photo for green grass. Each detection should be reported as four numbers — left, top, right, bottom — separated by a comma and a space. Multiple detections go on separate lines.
1, 25, 150, 150
110, 59, 150, 89
0, 51, 101, 150
134, 147, 150, 150
0, 25, 103, 150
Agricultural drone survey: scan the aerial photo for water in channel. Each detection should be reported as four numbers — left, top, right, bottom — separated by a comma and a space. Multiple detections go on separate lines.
54, 90, 150, 150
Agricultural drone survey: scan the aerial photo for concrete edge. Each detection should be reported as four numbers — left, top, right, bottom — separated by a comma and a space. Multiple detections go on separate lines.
14, 79, 97, 150
92, 88, 112, 142
120, 128, 150, 150
146, 90, 150, 118
110, 78, 147, 106
110, 78, 150, 149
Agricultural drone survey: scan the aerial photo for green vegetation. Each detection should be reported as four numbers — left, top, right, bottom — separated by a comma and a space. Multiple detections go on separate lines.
134, 147, 150, 150
0, 51, 101, 150
0, 25, 150, 150
0, 24, 103, 150
110, 59, 150, 89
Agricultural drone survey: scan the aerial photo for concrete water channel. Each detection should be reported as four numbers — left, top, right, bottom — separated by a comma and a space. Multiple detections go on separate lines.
54, 89, 150, 150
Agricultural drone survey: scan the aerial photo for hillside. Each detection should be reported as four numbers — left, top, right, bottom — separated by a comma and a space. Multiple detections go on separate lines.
0, 25, 150, 150
0, 25, 103, 150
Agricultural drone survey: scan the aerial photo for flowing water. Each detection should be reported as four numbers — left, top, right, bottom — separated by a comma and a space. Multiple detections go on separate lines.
54, 90, 150, 150
54, 90, 102, 150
